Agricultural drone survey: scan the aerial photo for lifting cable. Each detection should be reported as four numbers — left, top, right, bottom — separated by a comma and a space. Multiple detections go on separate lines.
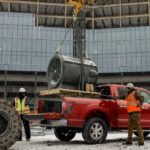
55, 4, 88, 54
55, 18, 76, 54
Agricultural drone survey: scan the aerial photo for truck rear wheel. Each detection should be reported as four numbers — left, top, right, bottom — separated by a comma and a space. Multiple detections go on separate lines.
82, 117, 108, 144
0, 101, 21, 149
54, 127, 76, 142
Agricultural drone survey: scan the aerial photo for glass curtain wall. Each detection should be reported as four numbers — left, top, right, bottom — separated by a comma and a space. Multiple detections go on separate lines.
0, 12, 150, 73
87, 27, 150, 73
0, 12, 73, 71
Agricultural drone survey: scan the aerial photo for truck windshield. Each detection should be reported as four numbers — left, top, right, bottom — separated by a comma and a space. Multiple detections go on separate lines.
138, 91, 150, 104
118, 87, 150, 104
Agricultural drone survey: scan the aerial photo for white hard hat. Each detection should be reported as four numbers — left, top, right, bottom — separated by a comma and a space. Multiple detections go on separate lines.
126, 83, 134, 89
19, 87, 26, 93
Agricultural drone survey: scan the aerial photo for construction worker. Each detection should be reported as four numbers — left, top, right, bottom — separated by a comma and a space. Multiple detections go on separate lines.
13, 87, 31, 141
123, 83, 144, 146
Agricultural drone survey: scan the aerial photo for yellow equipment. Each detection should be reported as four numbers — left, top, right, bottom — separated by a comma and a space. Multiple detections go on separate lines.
67, 0, 95, 19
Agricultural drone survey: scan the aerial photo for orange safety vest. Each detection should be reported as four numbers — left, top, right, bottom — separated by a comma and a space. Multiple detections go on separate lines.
15, 97, 30, 115
126, 92, 141, 113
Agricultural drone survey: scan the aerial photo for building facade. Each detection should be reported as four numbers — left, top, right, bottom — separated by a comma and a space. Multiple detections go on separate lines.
0, 0, 150, 101
0, 12, 150, 73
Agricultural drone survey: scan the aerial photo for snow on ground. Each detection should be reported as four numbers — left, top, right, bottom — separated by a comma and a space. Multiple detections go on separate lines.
10, 128, 150, 150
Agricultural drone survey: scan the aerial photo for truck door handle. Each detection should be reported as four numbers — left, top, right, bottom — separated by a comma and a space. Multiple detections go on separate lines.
120, 105, 126, 108
142, 107, 148, 110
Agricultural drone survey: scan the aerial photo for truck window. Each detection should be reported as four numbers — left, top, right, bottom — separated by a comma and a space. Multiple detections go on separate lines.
96, 86, 111, 99
118, 87, 128, 100
118, 87, 150, 103
138, 91, 150, 104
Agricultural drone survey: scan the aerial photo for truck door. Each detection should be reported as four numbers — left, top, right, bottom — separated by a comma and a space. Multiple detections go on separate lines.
95, 85, 119, 128
138, 90, 150, 128
116, 87, 128, 128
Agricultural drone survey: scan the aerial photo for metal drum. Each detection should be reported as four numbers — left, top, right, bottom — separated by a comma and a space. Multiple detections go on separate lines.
47, 54, 98, 89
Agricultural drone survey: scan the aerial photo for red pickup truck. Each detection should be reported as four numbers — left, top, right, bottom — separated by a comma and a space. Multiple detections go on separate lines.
25, 84, 150, 144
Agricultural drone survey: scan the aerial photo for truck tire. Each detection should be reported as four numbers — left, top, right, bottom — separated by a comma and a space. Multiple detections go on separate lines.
82, 117, 108, 144
54, 127, 76, 142
134, 132, 149, 138
0, 101, 21, 149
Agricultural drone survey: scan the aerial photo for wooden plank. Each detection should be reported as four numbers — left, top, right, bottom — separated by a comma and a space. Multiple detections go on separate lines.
39, 88, 101, 98
40, 89, 61, 96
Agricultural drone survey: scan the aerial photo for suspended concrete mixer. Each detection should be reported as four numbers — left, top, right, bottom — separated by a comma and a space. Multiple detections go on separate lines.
47, 54, 98, 90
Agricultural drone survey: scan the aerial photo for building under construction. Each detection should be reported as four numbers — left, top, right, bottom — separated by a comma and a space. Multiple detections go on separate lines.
0, 0, 150, 101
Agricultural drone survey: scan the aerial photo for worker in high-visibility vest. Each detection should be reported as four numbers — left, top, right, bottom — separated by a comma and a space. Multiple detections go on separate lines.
123, 83, 144, 146
14, 87, 31, 141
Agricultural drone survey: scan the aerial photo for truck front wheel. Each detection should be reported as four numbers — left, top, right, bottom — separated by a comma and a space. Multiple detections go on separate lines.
54, 127, 76, 142
82, 117, 108, 144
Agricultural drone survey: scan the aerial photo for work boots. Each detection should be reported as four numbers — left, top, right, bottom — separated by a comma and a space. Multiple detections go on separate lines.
138, 143, 144, 146
122, 140, 132, 145
122, 141, 144, 146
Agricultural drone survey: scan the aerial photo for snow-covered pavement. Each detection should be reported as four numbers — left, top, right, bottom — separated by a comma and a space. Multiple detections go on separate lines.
10, 129, 150, 150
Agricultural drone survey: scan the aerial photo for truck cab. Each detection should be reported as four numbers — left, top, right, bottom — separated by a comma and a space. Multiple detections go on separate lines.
96, 84, 150, 129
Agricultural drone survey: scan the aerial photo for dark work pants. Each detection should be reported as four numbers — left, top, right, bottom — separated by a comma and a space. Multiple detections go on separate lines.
127, 112, 144, 144
19, 115, 31, 140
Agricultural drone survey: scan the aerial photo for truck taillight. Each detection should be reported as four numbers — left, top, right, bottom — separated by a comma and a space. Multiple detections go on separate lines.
38, 100, 43, 113
62, 102, 75, 114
